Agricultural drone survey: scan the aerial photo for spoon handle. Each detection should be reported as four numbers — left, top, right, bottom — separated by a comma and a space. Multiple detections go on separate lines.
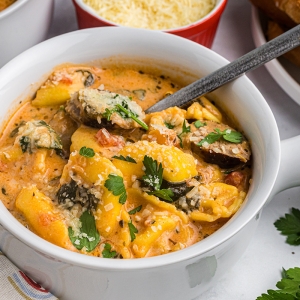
146, 24, 300, 113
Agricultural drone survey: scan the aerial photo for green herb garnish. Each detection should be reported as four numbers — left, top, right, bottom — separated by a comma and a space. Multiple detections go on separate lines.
257, 267, 300, 299
79, 146, 95, 158
147, 189, 174, 202
112, 155, 137, 164
128, 220, 138, 242
274, 208, 300, 246
194, 120, 206, 128
102, 108, 115, 121
142, 155, 174, 202
68, 210, 100, 252
128, 205, 142, 215
102, 243, 117, 258
197, 128, 243, 146
104, 174, 127, 204
165, 122, 175, 129
115, 104, 148, 130
142, 155, 163, 191
178, 120, 191, 148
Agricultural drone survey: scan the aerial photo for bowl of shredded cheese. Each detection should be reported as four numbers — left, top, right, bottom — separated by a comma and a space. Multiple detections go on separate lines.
72, 0, 227, 48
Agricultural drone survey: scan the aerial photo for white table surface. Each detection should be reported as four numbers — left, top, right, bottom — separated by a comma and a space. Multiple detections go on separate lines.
47, 0, 300, 299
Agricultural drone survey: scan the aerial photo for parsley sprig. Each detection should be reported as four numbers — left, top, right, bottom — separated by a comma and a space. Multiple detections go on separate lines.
102, 243, 117, 258
197, 128, 243, 146
104, 174, 127, 204
115, 104, 148, 130
68, 211, 100, 252
102, 100, 148, 130
79, 146, 95, 158
274, 208, 300, 246
257, 267, 300, 299
142, 155, 174, 202
128, 220, 138, 241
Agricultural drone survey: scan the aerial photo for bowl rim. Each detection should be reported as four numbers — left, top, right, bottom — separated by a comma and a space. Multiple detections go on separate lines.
73, 0, 227, 32
0, 0, 28, 18
0, 27, 280, 271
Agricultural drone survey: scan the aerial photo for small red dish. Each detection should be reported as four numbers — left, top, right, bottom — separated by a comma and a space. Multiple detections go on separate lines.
72, 0, 227, 48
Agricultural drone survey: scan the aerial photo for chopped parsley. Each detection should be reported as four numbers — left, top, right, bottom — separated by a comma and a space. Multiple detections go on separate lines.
142, 155, 163, 190
274, 208, 300, 246
112, 155, 137, 164
142, 155, 174, 202
128, 220, 138, 242
128, 205, 142, 215
178, 120, 191, 148
194, 120, 206, 128
102, 100, 148, 130
115, 104, 148, 130
68, 210, 100, 252
165, 122, 175, 129
147, 189, 174, 202
104, 174, 127, 204
102, 243, 117, 258
79, 146, 95, 158
197, 128, 243, 147
257, 267, 300, 299
102, 108, 115, 121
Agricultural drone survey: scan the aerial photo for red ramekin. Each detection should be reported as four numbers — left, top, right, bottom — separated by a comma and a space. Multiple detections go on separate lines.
72, 0, 227, 48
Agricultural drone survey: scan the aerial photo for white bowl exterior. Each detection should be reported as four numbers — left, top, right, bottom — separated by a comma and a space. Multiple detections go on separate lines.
0, 27, 280, 299
0, 0, 54, 67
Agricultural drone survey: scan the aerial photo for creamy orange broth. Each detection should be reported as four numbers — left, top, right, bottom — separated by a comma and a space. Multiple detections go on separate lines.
0, 64, 251, 258
0, 0, 16, 11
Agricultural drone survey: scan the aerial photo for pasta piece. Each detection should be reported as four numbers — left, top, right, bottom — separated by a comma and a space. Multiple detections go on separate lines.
127, 188, 189, 223
70, 126, 101, 154
190, 182, 246, 222
112, 141, 198, 185
60, 151, 125, 236
32, 69, 94, 107
70, 126, 125, 159
131, 215, 177, 258
186, 97, 222, 123
15, 186, 75, 250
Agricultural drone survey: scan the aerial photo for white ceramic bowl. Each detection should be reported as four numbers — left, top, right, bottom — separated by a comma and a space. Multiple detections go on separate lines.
0, 0, 54, 67
0, 27, 300, 300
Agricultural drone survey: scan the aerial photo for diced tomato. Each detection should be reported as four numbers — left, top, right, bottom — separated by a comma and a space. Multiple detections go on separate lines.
224, 171, 244, 188
95, 128, 125, 148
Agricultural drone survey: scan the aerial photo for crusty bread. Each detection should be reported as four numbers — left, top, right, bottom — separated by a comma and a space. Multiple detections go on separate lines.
275, 0, 300, 24
267, 20, 300, 67
250, 0, 300, 67
249, 0, 297, 28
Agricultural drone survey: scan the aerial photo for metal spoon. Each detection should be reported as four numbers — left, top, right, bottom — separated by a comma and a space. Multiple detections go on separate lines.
146, 24, 300, 113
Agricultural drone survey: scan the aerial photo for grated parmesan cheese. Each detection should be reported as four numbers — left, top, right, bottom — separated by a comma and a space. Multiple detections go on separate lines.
83, 0, 216, 30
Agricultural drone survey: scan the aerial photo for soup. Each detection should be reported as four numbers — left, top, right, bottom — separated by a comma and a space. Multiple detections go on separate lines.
0, 0, 16, 11
0, 64, 251, 258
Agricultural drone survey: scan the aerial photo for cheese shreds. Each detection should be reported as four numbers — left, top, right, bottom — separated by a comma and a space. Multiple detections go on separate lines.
83, 0, 216, 30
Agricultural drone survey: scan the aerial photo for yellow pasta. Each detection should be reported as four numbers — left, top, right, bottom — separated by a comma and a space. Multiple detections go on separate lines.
190, 183, 246, 222
15, 186, 75, 250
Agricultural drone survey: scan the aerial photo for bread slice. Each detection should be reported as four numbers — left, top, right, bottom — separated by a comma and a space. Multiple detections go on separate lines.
267, 20, 300, 67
